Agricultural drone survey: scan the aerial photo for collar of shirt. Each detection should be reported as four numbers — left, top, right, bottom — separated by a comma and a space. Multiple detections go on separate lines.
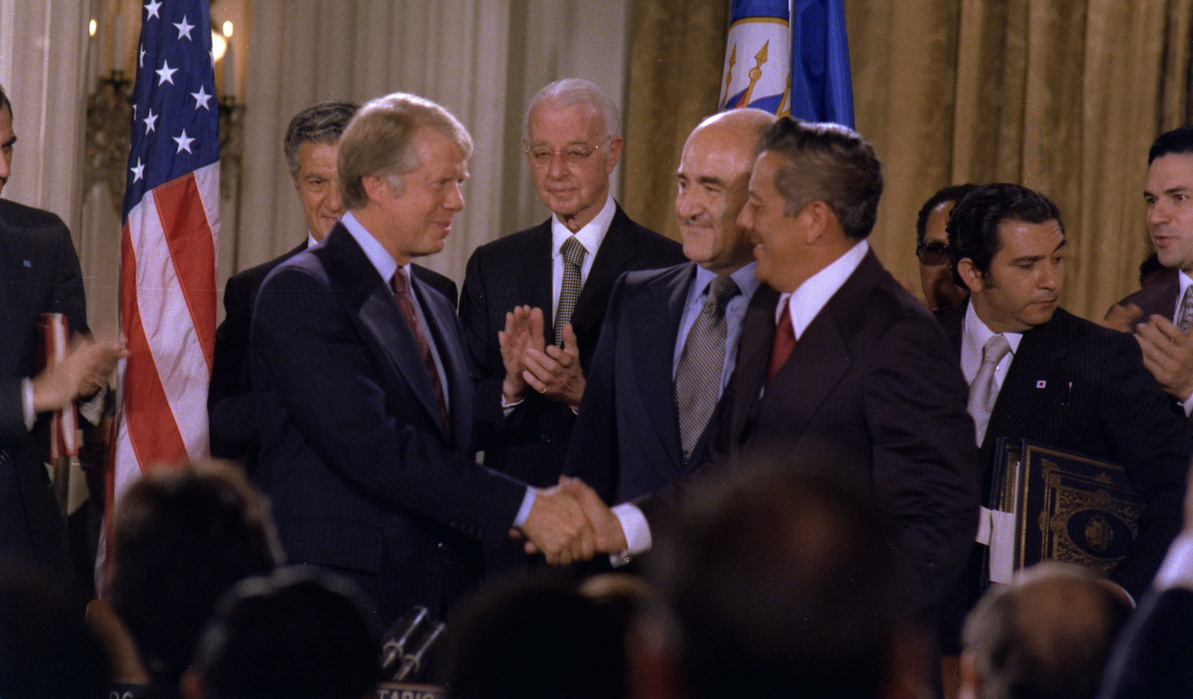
340, 210, 406, 286
960, 300, 1023, 385
306, 232, 319, 249
551, 193, 616, 268
674, 261, 762, 377
774, 240, 870, 339
550, 193, 617, 314
1177, 269, 1193, 321
689, 261, 762, 310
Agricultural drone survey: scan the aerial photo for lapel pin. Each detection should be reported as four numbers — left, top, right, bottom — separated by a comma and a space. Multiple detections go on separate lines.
1036, 380, 1046, 389
23, 260, 31, 268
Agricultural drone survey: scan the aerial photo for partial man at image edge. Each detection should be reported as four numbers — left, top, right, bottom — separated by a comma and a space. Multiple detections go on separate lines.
938, 182, 1188, 652
1104, 125, 1193, 423
0, 83, 124, 583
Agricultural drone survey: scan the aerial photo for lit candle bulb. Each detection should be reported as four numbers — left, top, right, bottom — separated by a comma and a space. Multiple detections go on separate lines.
222, 22, 235, 99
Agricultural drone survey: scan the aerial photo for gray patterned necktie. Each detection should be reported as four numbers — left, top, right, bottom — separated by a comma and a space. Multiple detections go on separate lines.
968, 334, 1012, 446
555, 236, 586, 346
1179, 286, 1193, 333
674, 275, 740, 462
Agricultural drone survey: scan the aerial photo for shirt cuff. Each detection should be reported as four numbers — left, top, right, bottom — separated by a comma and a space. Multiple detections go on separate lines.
21, 379, 35, 432
79, 385, 106, 425
608, 503, 651, 567
1153, 533, 1193, 592
501, 395, 524, 417
512, 486, 536, 529
1181, 392, 1193, 417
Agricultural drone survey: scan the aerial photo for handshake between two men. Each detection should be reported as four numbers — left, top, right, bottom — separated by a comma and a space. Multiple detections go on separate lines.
517, 476, 627, 566
498, 304, 627, 565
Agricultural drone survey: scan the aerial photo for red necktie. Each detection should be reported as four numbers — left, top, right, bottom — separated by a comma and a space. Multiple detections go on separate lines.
392, 268, 450, 434
767, 298, 795, 384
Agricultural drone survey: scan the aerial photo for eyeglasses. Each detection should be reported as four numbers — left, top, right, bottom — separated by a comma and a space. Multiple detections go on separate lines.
916, 240, 951, 266
524, 139, 607, 168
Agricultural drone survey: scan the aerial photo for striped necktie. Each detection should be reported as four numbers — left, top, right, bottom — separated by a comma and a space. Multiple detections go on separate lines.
555, 236, 587, 346
392, 268, 450, 434
674, 275, 740, 462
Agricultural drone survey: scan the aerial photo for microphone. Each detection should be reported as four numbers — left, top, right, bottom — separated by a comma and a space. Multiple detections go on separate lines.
378, 606, 429, 677
392, 620, 446, 682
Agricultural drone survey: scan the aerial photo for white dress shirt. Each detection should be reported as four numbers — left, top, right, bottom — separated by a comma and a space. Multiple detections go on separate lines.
550, 193, 617, 318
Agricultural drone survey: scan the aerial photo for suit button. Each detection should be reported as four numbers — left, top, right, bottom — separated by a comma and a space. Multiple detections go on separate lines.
541, 434, 552, 443
436, 542, 446, 551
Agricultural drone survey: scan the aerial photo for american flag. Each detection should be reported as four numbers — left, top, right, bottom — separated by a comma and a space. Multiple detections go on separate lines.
104, 0, 219, 570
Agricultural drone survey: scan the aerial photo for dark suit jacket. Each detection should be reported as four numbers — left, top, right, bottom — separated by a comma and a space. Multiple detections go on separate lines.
564, 262, 726, 503
1098, 587, 1193, 697
1115, 269, 1179, 320
661, 250, 980, 622
941, 305, 1189, 597
0, 199, 87, 577
459, 204, 683, 487
250, 223, 523, 626
209, 239, 456, 462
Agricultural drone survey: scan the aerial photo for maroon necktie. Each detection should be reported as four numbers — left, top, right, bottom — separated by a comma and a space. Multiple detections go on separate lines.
766, 298, 795, 384
392, 268, 450, 434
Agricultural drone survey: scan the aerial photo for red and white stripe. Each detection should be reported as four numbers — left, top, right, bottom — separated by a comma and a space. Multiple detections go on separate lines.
101, 163, 219, 578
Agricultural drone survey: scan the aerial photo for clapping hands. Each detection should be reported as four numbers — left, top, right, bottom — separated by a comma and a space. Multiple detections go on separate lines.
31, 333, 127, 413
498, 306, 586, 411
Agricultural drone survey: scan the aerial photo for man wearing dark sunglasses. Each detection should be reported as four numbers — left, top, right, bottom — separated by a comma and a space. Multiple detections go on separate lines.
916, 184, 977, 317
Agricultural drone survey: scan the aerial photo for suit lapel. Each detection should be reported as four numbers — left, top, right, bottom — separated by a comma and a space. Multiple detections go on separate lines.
321, 227, 450, 441
727, 285, 779, 439
0, 255, 19, 376
982, 314, 1067, 452
635, 263, 694, 465
524, 222, 554, 326
760, 291, 852, 439
1150, 274, 1179, 319
415, 279, 472, 451
748, 253, 884, 443
570, 207, 637, 341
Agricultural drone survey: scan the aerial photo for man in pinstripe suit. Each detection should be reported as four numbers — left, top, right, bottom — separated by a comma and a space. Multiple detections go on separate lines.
459, 79, 682, 492
208, 102, 456, 466
939, 183, 1189, 651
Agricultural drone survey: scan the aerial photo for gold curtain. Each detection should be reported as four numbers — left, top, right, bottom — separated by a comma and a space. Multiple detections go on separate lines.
624, 0, 1193, 320
622, 0, 729, 242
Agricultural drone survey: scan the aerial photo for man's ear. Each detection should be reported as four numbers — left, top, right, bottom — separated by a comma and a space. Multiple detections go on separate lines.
957, 258, 984, 295
798, 200, 835, 245
604, 136, 624, 172
361, 174, 390, 204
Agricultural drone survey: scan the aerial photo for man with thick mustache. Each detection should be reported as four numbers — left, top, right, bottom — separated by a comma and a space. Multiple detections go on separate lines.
938, 183, 1189, 650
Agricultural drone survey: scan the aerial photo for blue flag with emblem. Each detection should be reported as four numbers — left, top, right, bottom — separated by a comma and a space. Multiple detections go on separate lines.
720, 0, 854, 128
